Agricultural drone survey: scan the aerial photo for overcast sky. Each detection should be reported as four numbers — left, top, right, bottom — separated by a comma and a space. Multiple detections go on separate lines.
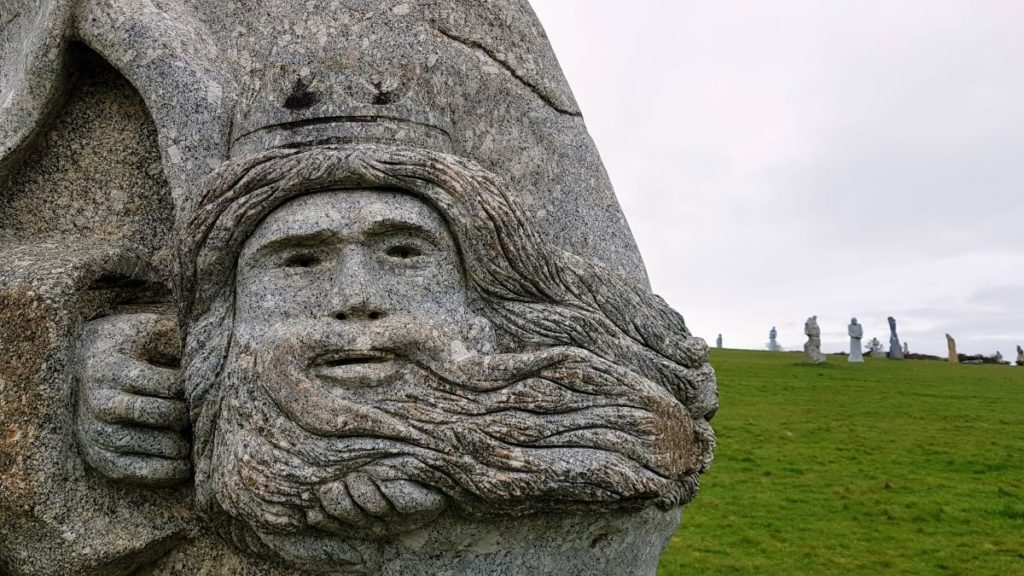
530, 0, 1024, 359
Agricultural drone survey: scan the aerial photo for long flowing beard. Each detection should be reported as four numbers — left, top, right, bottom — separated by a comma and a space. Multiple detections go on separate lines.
200, 335, 706, 544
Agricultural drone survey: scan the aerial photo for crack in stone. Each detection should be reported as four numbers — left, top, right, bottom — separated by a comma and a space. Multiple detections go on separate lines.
434, 27, 581, 118
1, 10, 22, 29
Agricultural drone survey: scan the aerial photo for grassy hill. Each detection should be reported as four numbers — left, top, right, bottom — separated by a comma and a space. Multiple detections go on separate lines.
658, 349, 1024, 575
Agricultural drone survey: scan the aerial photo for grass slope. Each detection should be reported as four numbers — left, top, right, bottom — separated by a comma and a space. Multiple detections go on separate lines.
658, 349, 1024, 575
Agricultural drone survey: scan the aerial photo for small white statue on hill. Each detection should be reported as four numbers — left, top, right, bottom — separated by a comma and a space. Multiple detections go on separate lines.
804, 316, 826, 364
867, 337, 885, 357
848, 318, 864, 363
767, 326, 782, 352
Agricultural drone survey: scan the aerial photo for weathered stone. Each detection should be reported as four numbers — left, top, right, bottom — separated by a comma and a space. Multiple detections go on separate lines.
803, 316, 826, 364
947, 334, 958, 364
848, 318, 863, 363
1017, 345, 1023, 366
0, 2, 717, 574
716, 334, 723, 348
887, 316, 903, 360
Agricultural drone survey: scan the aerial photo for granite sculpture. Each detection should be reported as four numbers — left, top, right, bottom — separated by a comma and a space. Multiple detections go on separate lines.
847, 318, 863, 363
716, 334, 723, 348
803, 316, 826, 364
902, 342, 910, 356
1017, 345, 1023, 366
947, 334, 958, 364
767, 326, 782, 352
887, 316, 903, 360
0, 2, 717, 575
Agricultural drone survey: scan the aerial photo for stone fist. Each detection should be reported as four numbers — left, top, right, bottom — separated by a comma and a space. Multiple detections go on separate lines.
76, 314, 190, 487
313, 471, 448, 537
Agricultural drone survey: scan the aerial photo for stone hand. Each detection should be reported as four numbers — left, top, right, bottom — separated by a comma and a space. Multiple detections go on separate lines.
76, 313, 190, 487
312, 466, 448, 537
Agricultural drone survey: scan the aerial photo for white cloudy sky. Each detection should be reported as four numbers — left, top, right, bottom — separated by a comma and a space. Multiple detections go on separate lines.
530, 0, 1024, 358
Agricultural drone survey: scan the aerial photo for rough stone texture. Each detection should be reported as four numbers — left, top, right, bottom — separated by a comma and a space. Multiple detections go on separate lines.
0, 2, 717, 575
847, 318, 863, 363
1016, 345, 1023, 366
803, 316, 825, 364
887, 316, 903, 360
946, 334, 958, 363
2, 0, 648, 285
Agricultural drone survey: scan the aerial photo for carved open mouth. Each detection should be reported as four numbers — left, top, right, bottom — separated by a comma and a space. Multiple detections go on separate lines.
308, 350, 402, 389
311, 350, 396, 367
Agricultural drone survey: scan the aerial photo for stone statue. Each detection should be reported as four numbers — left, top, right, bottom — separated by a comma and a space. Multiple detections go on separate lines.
1017, 345, 1023, 366
803, 316, 826, 364
947, 334, 958, 364
768, 326, 782, 352
868, 337, 885, 357
902, 341, 910, 356
0, 2, 717, 575
716, 333, 723, 348
887, 316, 903, 360
847, 318, 864, 363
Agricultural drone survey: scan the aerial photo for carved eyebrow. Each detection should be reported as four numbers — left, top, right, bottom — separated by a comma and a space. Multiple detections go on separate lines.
363, 218, 445, 246
250, 228, 338, 257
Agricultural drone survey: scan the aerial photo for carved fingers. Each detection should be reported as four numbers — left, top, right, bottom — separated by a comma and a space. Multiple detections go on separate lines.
76, 314, 191, 487
314, 472, 447, 537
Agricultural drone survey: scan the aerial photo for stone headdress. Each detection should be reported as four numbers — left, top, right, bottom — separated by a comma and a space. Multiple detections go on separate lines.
1, 0, 647, 282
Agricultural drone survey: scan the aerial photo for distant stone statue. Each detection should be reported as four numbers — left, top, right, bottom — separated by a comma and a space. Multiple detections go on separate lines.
768, 326, 782, 352
1017, 345, 1023, 366
716, 334, 723, 348
902, 342, 910, 356
887, 316, 903, 360
804, 316, 826, 364
867, 337, 885, 357
946, 334, 958, 364
848, 318, 864, 363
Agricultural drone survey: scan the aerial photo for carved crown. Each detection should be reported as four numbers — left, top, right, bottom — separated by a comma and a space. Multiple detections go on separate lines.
230, 63, 453, 157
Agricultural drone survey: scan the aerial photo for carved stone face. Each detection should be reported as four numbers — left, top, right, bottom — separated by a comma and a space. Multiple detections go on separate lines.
182, 148, 712, 570
233, 190, 480, 435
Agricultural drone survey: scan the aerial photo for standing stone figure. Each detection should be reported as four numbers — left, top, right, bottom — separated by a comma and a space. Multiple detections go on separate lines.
848, 318, 864, 363
888, 316, 903, 360
768, 326, 782, 352
716, 334, 723, 348
1017, 345, 1023, 366
0, 2, 717, 575
902, 342, 910, 357
867, 337, 885, 357
804, 316, 826, 364
947, 334, 959, 364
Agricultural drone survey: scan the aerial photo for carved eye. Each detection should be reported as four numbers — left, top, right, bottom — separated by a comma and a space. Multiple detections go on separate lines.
385, 245, 422, 259
282, 253, 319, 268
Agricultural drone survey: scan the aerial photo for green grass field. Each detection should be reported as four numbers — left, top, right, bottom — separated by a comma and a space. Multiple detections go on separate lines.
658, 349, 1024, 576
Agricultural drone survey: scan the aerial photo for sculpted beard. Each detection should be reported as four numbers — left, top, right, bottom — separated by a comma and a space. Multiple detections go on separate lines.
178, 144, 718, 550
198, 320, 702, 541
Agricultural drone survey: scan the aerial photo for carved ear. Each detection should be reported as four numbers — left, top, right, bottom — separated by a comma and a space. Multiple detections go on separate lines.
0, 0, 77, 184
